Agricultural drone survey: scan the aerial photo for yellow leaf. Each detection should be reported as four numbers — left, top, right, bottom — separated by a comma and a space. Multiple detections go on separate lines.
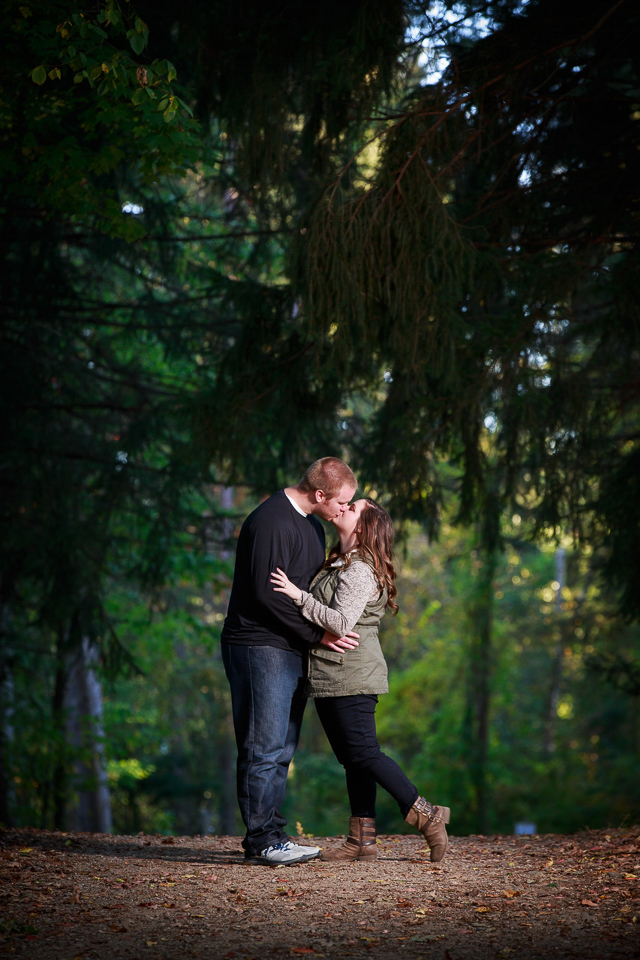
19, 848, 33, 853
476, 906, 491, 913
503, 889, 519, 898
146, 942, 157, 946
624, 873, 637, 880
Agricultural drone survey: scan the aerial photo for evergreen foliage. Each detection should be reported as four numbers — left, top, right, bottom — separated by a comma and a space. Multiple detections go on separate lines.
1, 0, 638, 835
294, 0, 640, 621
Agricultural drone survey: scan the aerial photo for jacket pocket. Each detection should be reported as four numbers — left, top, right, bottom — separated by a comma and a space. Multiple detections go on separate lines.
310, 647, 345, 664
308, 646, 346, 691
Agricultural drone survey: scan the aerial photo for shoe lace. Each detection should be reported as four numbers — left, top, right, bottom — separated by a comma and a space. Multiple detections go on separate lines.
267, 841, 291, 854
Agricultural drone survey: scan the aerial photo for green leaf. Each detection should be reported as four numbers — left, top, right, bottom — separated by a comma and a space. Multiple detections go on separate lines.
106, 4, 120, 27
30, 65, 47, 85
129, 33, 145, 55
131, 87, 146, 105
163, 105, 178, 123
158, 98, 169, 111
166, 61, 177, 82
176, 98, 193, 118
73, 73, 84, 84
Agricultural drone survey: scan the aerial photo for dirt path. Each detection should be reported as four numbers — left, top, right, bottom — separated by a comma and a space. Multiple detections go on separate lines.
0, 827, 638, 959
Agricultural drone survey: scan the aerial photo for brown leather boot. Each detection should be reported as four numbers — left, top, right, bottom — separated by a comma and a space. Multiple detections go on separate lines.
321, 817, 377, 861
404, 797, 451, 862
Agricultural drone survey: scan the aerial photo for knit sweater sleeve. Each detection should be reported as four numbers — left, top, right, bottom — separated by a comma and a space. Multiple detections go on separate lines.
294, 562, 380, 636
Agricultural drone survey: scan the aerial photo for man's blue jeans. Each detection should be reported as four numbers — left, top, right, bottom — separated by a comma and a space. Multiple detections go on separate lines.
221, 643, 307, 856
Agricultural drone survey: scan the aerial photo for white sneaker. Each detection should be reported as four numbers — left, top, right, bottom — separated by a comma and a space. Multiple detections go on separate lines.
253, 840, 321, 865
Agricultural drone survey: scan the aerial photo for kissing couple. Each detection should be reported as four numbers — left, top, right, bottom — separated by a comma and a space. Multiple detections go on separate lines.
221, 457, 450, 865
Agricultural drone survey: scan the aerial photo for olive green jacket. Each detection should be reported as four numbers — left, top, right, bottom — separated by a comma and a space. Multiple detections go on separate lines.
303, 560, 389, 698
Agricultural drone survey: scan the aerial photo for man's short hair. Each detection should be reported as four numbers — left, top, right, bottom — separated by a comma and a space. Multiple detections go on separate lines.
298, 458, 357, 498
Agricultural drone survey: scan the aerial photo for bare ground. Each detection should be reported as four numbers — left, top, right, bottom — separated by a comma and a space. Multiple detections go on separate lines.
0, 826, 638, 960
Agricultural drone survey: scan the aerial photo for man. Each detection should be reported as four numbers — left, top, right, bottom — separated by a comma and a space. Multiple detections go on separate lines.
221, 457, 359, 864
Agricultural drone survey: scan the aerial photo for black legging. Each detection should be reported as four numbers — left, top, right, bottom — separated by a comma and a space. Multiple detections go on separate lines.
314, 694, 418, 819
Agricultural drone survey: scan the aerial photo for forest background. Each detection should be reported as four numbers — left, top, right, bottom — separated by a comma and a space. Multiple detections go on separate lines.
1, 0, 639, 843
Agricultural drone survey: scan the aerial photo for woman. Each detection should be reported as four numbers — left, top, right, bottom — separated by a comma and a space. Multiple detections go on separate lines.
270, 497, 450, 862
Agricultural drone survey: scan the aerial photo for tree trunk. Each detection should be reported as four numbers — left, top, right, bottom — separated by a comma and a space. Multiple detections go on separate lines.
543, 547, 566, 758
64, 636, 112, 833
209, 486, 238, 835
217, 703, 238, 835
52, 632, 69, 830
467, 550, 496, 835
0, 646, 16, 827
0, 578, 15, 825
464, 493, 500, 835
219, 486, 235, 560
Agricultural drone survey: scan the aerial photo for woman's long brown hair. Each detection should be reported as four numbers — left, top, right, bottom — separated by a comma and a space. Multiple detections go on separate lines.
324, 497, 398, 614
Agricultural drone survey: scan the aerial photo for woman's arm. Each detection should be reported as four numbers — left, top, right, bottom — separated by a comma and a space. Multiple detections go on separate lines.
272, 562, 379, 636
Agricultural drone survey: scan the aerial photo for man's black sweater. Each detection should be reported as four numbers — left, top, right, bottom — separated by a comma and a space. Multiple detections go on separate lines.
221, 491, 326, 653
